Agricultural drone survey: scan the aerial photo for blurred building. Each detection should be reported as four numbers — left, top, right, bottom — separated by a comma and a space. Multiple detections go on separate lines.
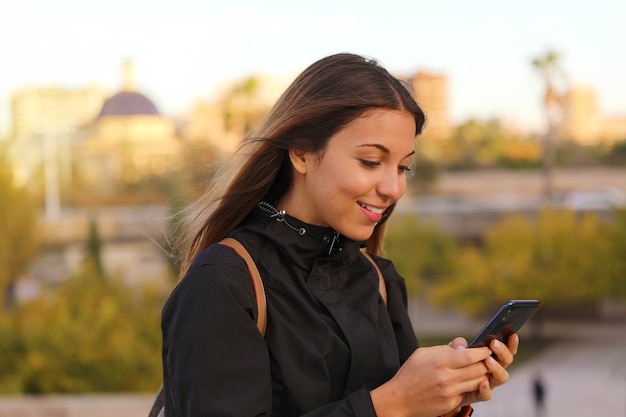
558, 85, 602, 144
183, 74, 286, 156
410, 70, 451, 140
9, 85, 109, 185
75, 60, 181, 189
558, 84, 626, 144
183, 100, 235, 155
11, 85, 108, 141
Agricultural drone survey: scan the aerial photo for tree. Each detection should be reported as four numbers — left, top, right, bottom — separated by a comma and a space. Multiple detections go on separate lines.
0, 151, 39, 310
431, 209, 617, 317
447, 119, 511, 168
532, 49, 568, 205
385, 215, 458, 296
8, 261, 164, 393
604, 140, 626, 166
222, 76, 270, 137
603, 209, 626, 301
438, 118, 540, 170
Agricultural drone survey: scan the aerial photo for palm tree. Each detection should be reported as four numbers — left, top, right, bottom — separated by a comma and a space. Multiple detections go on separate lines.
532, 49, 567, 205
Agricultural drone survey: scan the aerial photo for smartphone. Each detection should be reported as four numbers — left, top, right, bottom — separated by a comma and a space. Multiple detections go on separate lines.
468, 300, 540, 348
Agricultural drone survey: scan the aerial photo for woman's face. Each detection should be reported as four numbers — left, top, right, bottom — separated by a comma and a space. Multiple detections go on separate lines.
281, 108, 416, 242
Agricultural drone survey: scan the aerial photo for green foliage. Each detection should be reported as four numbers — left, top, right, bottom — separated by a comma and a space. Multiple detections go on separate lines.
445, 119, 512, 169
417, 116, 624, 173
604, 140, 626, 166
222, 76, 269, 135
603, 208, 626, 297
430, 118, 542, 171
430, 209, 625, 316
64, 172, 182, 206
231, 76, 260, 96
385, 215, 458, 295
0, 152, 39, 310
555, 141, 607, 166
0, 261, 166, 393
498, 138, 542, 169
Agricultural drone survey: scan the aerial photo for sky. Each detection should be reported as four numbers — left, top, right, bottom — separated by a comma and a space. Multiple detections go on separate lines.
1, 0, 625, 136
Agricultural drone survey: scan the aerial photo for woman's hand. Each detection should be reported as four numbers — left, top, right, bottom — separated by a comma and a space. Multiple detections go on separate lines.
460, 333, 519, 405
487, 332, 518, 388
371, 334, 519, 417
370, 343, 491, 417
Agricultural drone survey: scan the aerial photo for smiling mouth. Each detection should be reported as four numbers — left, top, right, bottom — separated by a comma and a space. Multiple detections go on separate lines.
358, 202, 385, 214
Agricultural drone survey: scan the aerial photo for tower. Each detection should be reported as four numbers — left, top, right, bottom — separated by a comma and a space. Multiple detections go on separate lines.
410, 70, 451, 140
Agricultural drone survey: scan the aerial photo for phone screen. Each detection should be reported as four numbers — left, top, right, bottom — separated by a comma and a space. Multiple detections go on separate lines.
468, 300, 540, 348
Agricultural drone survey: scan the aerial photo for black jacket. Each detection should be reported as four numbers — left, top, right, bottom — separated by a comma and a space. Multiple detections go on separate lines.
161, 207, 419, 416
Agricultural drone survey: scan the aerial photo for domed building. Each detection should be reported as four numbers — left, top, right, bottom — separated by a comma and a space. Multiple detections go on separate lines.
76, 60, 181, 190
98, 90, 160, 117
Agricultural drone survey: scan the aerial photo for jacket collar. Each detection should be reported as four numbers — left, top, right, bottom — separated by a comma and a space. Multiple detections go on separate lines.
239, 204, 364, 270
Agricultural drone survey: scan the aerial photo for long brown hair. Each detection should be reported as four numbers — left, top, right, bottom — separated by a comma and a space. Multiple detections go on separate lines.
175, 53, 425, 276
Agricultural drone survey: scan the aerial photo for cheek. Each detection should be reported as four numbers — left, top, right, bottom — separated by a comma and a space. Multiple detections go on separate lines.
313, 158, 372, 201
334, 172, 372, 198
399, 176, 408, 194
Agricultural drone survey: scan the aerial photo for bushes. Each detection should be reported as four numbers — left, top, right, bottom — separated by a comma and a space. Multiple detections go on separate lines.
387, 208, 626, 318
0, 261, 167, 393
384, 215, 458, 295
0, 153, 39, 310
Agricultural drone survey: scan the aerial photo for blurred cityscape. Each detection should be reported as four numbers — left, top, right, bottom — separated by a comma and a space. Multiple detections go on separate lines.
7, 58, 626, 193
1, 53, 626, 412
3, 57, 626, 296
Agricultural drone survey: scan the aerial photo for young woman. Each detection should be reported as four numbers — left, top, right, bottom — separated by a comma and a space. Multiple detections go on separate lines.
161, 53, 518, 417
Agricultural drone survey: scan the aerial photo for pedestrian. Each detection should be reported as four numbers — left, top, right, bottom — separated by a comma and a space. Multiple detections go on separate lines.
532, 373, 546, 417
160, 52, 519, 417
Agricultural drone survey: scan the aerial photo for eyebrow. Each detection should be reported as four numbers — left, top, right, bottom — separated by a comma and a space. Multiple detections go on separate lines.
358, 143, 416, 158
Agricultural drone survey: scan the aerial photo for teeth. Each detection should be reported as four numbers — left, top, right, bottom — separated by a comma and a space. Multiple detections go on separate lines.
359, 203, 384, 214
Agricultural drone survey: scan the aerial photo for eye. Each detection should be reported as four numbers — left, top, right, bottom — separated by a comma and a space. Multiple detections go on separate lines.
399, 160, 416, 177
358, 159, 381, 168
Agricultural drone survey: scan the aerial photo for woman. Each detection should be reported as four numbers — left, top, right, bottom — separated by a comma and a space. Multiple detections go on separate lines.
161, 53, 517, 417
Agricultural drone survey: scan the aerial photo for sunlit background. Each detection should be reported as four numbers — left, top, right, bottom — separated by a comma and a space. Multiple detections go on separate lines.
1, 1, 625, 416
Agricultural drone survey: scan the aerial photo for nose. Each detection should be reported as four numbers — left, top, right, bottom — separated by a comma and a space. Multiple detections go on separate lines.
377, 168, 405, 202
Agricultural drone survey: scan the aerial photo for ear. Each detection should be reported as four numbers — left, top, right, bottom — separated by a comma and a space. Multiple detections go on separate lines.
288, 147, 309, 175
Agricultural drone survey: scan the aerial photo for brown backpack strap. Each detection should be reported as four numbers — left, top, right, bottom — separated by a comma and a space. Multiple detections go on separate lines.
219, 238, 267, 335
361, 251, 388, 306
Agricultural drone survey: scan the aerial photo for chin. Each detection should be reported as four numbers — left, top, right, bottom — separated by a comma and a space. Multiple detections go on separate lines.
342, 225, 376, 242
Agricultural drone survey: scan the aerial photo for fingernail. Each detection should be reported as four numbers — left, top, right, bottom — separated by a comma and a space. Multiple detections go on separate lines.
492, 340, 501, 349
488, 356, 496, 366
